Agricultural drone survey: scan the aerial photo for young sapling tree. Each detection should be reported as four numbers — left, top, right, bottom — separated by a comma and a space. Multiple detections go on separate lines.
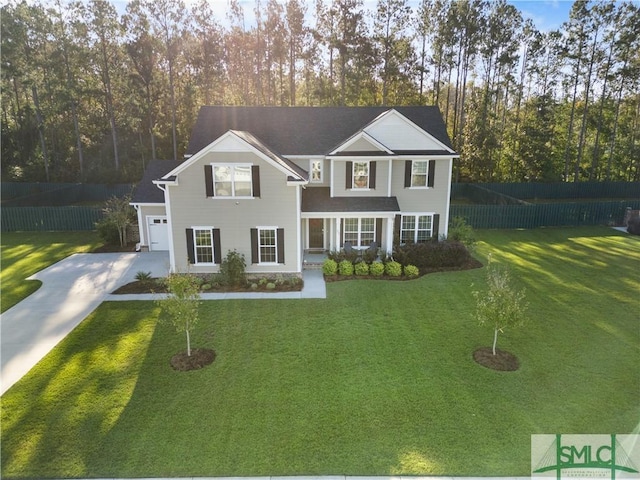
473, 256, 528, 355
157, 272, 201, 356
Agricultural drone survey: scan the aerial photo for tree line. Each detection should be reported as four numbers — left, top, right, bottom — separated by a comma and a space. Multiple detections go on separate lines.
2, 0, 639, 184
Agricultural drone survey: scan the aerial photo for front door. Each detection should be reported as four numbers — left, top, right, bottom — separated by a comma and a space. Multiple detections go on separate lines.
309, 219, 324, 250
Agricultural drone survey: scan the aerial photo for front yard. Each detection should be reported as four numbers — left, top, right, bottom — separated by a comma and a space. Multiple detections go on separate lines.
0, 231, 101, 312
1, 226, 638, 477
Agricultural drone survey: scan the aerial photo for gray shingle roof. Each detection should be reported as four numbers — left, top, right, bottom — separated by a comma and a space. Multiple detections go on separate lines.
302, 187, 400, 213
131, 159, 182, 204
230, 130, 308, 181
186, 106, 454, 156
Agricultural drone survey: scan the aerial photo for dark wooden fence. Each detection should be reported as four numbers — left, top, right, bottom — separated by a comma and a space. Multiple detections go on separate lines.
1, 206, 103, 232
1, 181, 638, 232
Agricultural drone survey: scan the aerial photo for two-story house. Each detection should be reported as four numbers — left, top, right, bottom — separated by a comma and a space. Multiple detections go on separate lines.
131, 106, 458, 274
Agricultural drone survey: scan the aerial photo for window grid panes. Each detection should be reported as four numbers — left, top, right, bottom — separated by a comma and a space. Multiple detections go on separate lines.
353, 162, 369, 188
411, 161, 428, 187
343, 218, 375, 247
343, 218, 359, 245
401, 215, 433, 243
259, 228, 277, 263
194, 229, 214, 263
311, 160, 323, 182
213, 165, 252, 197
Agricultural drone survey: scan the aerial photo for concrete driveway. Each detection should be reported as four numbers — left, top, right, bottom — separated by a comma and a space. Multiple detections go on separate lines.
0, 252, 169, 395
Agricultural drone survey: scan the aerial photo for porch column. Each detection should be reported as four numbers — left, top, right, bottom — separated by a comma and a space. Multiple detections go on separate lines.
335, 218, 341, 251
385, 216, 394, 254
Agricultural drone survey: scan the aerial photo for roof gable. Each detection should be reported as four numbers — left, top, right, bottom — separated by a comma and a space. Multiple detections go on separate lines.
167, 130, 307, 182
186, 106, 455, 157
363, 109, 455, 153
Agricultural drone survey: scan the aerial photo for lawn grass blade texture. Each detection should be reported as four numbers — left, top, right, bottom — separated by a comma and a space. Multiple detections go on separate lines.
1, 226, 638, 477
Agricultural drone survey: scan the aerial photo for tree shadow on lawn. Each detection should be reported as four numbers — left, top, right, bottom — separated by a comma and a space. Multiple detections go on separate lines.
0, 302, 158, 479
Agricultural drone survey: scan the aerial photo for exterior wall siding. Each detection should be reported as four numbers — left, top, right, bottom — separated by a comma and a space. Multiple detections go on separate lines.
168, 150, 300, 273
331, 158, 391, 197
391, 158, 451, 215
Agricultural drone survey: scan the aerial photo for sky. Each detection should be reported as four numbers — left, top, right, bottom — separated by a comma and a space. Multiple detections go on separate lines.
104, 0, 577, 33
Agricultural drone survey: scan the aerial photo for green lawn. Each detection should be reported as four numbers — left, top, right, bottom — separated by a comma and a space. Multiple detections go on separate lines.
1, 227, 638, 477
0, 231, 102, 312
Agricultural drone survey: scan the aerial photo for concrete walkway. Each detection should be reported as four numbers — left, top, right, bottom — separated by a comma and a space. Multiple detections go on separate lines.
1, 253, 325, 395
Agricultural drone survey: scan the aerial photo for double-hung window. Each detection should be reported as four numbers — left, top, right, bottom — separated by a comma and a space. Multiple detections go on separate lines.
258, 228, 277, 263
186, 227, 221, 265
401, 214, 433, 244
353, 161, 369, 189
214, 164, 252, 197
343, 218, 375, 247
411, 161, 428, 187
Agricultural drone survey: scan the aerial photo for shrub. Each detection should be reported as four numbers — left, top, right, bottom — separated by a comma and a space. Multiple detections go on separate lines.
385, 260, 402, 277
393, 240, 472, 270
361, 248, 378, 264
354, 261, 369, 276
135, 271, 152, 282
201, 283, 212, 291
448, 217, 477, 251
404, 265, 420, 278
628, 217, 640, 235
370, 261, 385, 276
322, 259, 338, 275
266, 282, 276, 290
95, 218, 121, 245
329, 249, 359, 264
338, 260, 354, 276
219, 250, 246, 286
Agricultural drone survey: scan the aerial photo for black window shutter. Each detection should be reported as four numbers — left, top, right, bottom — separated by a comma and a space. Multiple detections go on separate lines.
213, 228, 222, 264
432, 214, 440, 240
375, 218, 383, 245
428, 160, 436, 187
277, 228, 285, 264
404, 161, 412, 187
250, 228, 259, 263
394, 214, 401, 241
186, 228, 195, 264
252, 165, 261, 197
369, 161, 376, 189
340, 219, 344, 247
345, 161, 352, 189
205, 165, 214, 197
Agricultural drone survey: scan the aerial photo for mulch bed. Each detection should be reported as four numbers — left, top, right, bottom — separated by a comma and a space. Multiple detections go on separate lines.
112, 281, 303, 294
473, 347, 520, 371
170, 348, 216, 371
324, 257, 483, 282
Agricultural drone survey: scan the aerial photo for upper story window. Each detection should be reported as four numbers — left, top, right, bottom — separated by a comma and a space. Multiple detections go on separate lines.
405, 160, 435, 188
353, 161, 369, 189
310, 160, 323, 183
214, 164, 252, 197
411, 161, 428, 187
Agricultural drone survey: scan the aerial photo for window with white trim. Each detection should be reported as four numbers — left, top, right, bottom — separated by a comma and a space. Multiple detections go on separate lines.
353, 161, 369, 189
401, 214, 433, 244
411, 161, 428, 187
343, 217, 375, 247
310, 160, 323, 183
259, 227, 277, 263
194, 228, 214, 263
214, 164, 252, 197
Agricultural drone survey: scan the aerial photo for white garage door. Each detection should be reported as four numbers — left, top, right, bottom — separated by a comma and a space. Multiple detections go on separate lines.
148, 216, 169, 251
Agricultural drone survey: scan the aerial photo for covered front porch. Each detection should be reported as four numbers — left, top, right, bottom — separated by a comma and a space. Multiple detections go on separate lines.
300, 187, 399, 260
